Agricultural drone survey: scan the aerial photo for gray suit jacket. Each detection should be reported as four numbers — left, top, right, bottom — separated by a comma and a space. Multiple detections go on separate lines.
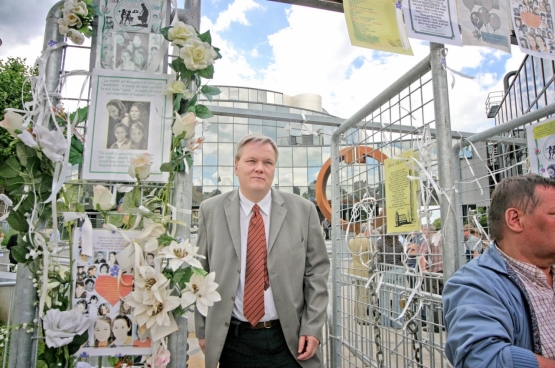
195, 188, 330, 368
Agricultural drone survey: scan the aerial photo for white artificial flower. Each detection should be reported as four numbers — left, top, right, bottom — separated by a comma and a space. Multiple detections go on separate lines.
17, 130, 38, 148
172, 111, 197, 139
135, 222, 166, 252
72, 1, 88, 16
157, 239, 203, 271
25, 249, 39, 260
0, 110, 25, 138
66, 29, 85, 45
128, 153, 152, 180
92, 185, 114, 211
133, 266, 170, 303
144, 344, 171, 368
180, 272, 221, 316
33, 125, 68, 162
128, 288, 180, 330
57, 18, 70, 35
167, 21, 197, 43
63, 10, 82, 28
179, 38, 217, 71
165, 80, 192, 99
42, 308, 91, 348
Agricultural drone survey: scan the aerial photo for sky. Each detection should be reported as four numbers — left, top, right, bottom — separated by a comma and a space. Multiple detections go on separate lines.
0, 0, 528, 133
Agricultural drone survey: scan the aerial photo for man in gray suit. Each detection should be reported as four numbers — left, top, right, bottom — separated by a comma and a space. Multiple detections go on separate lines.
195, 133, 330, 368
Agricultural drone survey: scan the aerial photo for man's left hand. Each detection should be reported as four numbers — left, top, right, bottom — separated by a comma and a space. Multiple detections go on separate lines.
297, 335, 320, 360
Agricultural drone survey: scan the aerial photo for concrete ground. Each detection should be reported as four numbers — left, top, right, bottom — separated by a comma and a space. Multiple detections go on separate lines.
187, 333, 205, 368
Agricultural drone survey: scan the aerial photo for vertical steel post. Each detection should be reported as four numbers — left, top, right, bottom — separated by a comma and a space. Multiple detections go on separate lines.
167, 1, 201, 367
429, 43, 458, 281
9, 4, 65, 367
329, 135, 341, 368
8, 267, 38, 368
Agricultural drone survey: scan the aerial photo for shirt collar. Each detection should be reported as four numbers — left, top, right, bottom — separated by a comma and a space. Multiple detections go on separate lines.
239, 189, 272, 217
496, 244, 555, 283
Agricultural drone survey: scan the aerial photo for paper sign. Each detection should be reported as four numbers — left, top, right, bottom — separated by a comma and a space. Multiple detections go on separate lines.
526, 118, 555, 178
344, 0, 413, 55
510, 0, 555, 59
403, 0, 463, 46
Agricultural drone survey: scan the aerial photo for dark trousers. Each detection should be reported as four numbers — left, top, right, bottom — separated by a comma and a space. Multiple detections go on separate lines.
423, 275, 444, 330
219, 319, 302, 368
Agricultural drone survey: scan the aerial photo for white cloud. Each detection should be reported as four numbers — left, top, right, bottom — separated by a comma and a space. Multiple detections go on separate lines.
207, 0, 263, 33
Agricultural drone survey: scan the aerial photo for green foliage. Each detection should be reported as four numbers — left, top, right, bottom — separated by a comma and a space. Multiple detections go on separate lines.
69, 136, 84, 165
432, 218, 441, 229
0, 57, 37, 187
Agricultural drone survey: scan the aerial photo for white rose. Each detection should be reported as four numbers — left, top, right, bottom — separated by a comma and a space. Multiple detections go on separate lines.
128, 153, 152, 180
166, 80, 192, 99
172, 111, 197, 139
43, 308, 91, 348
57, 18, 70, 35
167, 21, 197, 42
93, 185, 114, 211
63, 11, 82, 28
66, 29, 85, 45
33, 126, 68, 162
0, 110, 25, 138
73, 1, 88, 16
179, 39, 217, 71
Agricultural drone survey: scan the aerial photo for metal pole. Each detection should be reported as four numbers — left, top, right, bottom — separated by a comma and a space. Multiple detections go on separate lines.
43, 1, 65, 110
429, 42, 458, 281
8, 267, 38, 368
167, 1, 201, 367
330, 133, 341, 368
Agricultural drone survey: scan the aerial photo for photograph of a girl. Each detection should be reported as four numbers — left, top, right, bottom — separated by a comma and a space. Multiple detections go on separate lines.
94, 317, 113, 348
105, 100, 150, 150
110, 123, 131, 150
98, 303, 111, 316
99, 263, 110, 275
106, 99, 130, 148
129, 122, 148, 150
119, 299, 132, 315
110, 315, 133, 346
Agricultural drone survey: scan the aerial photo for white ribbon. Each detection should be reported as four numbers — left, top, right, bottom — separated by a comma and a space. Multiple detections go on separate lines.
440, 48, 475, 89
395, 0, 411, 51
62, 212, 93, 257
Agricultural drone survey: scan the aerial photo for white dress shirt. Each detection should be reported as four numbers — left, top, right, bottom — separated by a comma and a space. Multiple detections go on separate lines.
232, 189, 278, 322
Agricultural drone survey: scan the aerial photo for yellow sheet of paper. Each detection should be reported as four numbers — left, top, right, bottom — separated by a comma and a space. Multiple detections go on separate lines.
384, 150, 420, 234
344, 0, 413, 55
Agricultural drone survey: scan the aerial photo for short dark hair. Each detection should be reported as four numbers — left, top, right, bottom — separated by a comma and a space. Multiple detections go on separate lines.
489, 174, 555, 241
85, 278, 95, 286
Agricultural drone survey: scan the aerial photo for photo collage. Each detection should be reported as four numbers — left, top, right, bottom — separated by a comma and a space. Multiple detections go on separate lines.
72, 229, 152, 356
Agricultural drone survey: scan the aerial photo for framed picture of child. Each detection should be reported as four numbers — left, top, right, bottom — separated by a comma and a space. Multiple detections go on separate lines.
71, 228, 153, 356
83, 69, 172, 182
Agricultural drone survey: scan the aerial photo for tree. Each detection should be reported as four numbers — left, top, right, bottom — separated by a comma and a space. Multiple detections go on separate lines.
0, 57, 37, 188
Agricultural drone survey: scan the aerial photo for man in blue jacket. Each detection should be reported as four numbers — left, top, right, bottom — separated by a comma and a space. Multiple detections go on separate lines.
443, 174, 555, 368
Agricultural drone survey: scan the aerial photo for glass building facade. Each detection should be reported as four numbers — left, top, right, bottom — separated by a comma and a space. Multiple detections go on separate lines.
191, 86, 344, 212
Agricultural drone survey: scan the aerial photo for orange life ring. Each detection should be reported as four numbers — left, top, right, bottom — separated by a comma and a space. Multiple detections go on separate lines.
315, 146, 388, 234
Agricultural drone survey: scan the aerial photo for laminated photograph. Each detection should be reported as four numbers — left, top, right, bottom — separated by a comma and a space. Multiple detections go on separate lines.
96, 0, 168, 72
72, 228, 155, 356
82, 69, 172, 182
526, 118, 555, 178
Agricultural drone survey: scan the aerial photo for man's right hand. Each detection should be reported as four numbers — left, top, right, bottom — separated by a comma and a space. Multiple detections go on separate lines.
199, 338, 206, 354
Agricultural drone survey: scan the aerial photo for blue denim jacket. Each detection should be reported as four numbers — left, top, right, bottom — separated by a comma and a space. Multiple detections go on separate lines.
443, 244, 540, 368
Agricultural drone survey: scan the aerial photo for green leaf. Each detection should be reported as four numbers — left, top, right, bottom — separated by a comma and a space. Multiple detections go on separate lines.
67, 331, 88, 355
7, 210, 28, 232
160, 26, 171, 41
11, 244, 29, 263
158, 233, 175, 247
173, 93, 183, 111
173, 305, 186, 318
18, 193, 35, 213
197, 64, 214, 79
69, 106, 88, 125
198, 30, 212, 44
213, 47, 222, 60
170, 58, 181, 73
68, 136, 84, 165
159, 162, 174, 172
162, 268, 174, 280
0, 156, 22, 178
41, 346, 57, 365
180, 65, 194, 79
194, 104, 213, 119
75, 203, 85, 212
173, 267, 194, 284
191, 266, 208, 277
201, 85, 221, 97
16, 143, 29, 167
185, 153, 194, 169
122, 190, 138, 212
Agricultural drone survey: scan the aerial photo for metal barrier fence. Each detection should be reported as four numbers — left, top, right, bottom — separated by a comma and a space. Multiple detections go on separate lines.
327, 42, 555, 367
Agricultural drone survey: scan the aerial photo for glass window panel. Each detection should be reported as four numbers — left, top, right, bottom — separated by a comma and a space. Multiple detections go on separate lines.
293, 147, 307, 164
262, 126, 277, 142
273, 168, 279, 185
203, 143, 217, 165
203, 127, 218, 142
279, 167, 293, 186
267, 92, 275, 104
202, 166, 218, 185
293, 167, 308, 186
280, 186, 293, 193
249, 119, 262, 125
258, 90, 266, 103
263, 119, 276, 127
249, 89, 257, 102
275, 94, 283, 105
234, 117, 248, 124
219, 143, 234, 166
279, 147, 293, 166
308, 167, 320, 185
219, 86, 228, 100
219, 186, 234, 194
234, 102, 248, 109
234, 124, 248, 142
249, 125, 262, 134
248, 103, 263, 110
193, 148, 202, 166
262, 104, 277, 112
239, 88, 249, 101
229, 87, 239, 100
218, 167, 234, 186
307, 147, 322, 166
193, 186, 203, 206
192, 166, 202, 186
218, 101, 233, 108
218, 124, 233, 142
322, 146, 331, 162
218, 115, 232, 123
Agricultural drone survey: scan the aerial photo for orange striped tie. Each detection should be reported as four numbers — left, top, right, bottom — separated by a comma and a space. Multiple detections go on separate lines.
243, 204, 269, 326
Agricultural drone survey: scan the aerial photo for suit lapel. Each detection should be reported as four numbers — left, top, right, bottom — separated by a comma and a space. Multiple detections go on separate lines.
268, 189, 287, 253
224, 190, 242, 259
